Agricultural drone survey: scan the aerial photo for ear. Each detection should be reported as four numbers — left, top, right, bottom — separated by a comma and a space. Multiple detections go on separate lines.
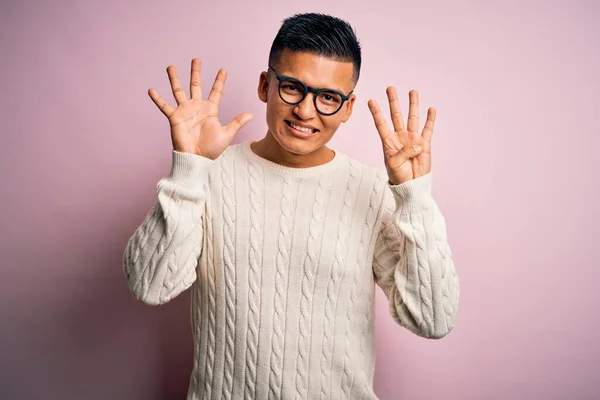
340, 94, 356, 123
257, 71, 269, 103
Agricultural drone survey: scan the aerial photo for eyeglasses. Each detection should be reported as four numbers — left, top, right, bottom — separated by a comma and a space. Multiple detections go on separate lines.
268, 66, 353, 116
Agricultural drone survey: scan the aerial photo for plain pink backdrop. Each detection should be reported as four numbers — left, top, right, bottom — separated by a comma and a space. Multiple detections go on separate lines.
1, 0, 599, 399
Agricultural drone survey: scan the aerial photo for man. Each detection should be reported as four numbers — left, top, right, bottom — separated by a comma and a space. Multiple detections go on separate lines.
124, 12, 459, 400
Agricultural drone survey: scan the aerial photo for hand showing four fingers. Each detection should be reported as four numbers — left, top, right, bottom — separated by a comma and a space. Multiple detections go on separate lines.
368, 88, 435, 185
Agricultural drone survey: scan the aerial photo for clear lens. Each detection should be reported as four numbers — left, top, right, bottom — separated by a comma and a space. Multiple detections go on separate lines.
279, 80, 305, 104
315, 91, 342, 114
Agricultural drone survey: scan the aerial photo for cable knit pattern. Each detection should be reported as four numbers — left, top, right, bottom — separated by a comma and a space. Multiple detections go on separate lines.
123, 140, 460, 400
413, 211, 433, 334
354, 172, 388, 395
220, 150, 236, 400
203, 179, 217, 400
268, 176, 296, 400
244, 157, 265, 400
342, 171, 385, 397
319, 159, 362, 400
190, 264, 202, 398
372, 172, 459, 339
124, 150, 207, 305
431, 202, 460, 327
295, 172, 335, 399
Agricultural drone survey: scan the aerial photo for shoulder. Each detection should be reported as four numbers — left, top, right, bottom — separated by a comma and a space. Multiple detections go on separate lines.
331, 152, 391, 216
336, 152, 389, 191
200, 143, 246, 189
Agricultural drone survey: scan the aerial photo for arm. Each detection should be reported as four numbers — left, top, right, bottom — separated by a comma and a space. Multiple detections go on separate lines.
372, 172, 459, 338
124, 57, 252, 305
123, 150, 213, 305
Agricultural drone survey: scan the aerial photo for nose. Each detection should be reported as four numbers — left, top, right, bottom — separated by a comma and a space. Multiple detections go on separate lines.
293, 92, 318, 120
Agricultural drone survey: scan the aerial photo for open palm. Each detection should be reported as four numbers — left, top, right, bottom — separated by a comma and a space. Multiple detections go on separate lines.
148, 58, 253, 160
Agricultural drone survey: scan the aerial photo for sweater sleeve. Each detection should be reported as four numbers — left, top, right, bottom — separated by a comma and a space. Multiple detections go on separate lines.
123, 150, 214, 305
372, 172, 460, 339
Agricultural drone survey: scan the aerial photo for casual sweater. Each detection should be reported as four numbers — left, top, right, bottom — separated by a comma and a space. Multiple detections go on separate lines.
123, 139, 460, 400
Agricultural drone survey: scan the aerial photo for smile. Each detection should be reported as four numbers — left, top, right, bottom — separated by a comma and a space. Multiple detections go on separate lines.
285, 120, 318, 134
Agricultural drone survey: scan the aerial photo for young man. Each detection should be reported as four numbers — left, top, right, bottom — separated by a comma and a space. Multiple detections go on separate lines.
124, 13, 459, 400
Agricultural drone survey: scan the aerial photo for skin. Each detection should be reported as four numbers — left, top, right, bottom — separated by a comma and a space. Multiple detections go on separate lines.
252, 49, 356, 168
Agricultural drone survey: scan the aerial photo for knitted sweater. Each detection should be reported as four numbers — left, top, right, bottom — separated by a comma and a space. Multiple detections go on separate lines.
123, 139, 460, 400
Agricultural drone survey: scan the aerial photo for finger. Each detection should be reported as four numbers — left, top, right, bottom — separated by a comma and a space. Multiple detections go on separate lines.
386, 86, 405, 132
389, 144, 423, 169
208, 69, 227, 104
148, 88, 175, 117
189, 58, 202, 100
167, 65, 187, 105
407, 90, 419, 134
225, 112, 253, 138
368, 99, 393, 145
421, 107, 436, 142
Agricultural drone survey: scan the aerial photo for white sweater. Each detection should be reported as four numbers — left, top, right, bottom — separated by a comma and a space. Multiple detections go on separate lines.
123, 139, 459, 400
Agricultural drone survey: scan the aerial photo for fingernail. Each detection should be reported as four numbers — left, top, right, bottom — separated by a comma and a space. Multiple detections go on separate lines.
413, 146, 421, 152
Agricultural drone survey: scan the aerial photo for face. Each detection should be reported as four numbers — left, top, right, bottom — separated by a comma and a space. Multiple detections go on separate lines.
257, 49, 356, 157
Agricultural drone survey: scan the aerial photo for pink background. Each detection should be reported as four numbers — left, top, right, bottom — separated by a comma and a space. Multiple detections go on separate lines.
1, 0, 599, 399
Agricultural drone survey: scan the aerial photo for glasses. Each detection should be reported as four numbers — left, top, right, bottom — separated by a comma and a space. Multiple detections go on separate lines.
268, 66, 353, 116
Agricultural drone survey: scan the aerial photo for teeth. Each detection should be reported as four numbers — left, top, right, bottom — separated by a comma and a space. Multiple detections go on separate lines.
290, 122, 314, 133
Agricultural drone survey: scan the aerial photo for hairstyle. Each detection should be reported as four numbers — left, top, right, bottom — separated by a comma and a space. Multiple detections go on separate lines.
268, 13, 362, 84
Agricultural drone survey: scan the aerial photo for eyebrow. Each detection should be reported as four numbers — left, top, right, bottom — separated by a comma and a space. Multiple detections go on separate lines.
277, 71, 350, 95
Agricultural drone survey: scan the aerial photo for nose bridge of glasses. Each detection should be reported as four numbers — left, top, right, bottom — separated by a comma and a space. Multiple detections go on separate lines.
303, 87, 320, 104
294, 90, 319, 116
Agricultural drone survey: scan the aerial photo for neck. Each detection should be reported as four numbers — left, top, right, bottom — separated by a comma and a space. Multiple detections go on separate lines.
251, 132, 335, 168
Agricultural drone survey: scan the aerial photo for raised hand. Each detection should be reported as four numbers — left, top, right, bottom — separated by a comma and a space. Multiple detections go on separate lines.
148, 58, 253, 160
368, 88, 435, 185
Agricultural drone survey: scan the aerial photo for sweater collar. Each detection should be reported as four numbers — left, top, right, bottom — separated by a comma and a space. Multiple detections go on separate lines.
240, 139, 346, 178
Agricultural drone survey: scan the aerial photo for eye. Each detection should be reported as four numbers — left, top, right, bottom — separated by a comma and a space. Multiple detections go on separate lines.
281, 81, 303, 92
318, 92, 342, 104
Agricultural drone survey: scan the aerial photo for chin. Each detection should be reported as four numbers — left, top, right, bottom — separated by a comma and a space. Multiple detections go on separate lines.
276, 129, 320, 155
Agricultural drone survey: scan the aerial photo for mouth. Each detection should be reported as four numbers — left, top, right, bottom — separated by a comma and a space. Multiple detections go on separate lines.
285, 120, 319, 134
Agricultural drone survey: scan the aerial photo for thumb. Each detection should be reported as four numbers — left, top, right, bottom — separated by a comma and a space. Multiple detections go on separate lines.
225, 112, 253, 138
390, 144, 422, 169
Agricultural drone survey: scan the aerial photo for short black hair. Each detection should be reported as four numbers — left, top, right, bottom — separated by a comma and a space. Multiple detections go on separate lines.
268, 13, 362, 84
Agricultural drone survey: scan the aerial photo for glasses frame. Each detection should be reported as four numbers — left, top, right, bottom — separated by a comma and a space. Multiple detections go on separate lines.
268, 66, 353, 116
